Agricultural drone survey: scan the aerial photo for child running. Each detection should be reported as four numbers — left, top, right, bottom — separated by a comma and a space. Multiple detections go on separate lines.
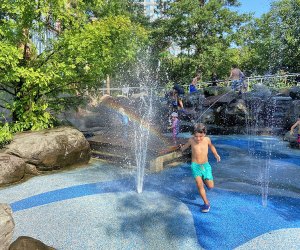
170, 112, 180, 144
180, 123, 221, 213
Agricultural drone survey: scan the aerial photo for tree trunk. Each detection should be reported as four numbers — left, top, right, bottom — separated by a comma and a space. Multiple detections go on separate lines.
106, 74, 110, 95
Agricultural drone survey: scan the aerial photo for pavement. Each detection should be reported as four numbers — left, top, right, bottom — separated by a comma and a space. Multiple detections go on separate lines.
1, 135, 300, 250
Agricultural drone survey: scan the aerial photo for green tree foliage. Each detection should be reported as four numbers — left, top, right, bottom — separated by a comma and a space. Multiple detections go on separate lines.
240, 0, 300, 74
0, 0, 148, 137
151, 0, 250, 84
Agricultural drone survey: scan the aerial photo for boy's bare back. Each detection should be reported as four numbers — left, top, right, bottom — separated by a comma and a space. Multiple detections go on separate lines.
230, 68, 242, 80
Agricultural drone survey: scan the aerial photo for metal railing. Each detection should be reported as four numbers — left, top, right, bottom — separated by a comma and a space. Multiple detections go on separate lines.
95, 86, 165, 97
95, 73, 300, 97
191, 73, 300, 92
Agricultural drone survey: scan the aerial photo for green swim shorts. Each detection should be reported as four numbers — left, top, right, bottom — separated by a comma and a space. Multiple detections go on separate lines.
191, 162, 213, 180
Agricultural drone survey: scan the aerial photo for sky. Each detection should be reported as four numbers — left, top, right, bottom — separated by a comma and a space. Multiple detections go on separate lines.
238, 0, 273, 17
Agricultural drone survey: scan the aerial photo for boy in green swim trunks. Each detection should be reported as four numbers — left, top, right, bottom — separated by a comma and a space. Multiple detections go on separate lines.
180, 123, 221, 213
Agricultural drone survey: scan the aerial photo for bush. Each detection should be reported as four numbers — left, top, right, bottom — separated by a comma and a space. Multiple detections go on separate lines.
0, 123, 13, 148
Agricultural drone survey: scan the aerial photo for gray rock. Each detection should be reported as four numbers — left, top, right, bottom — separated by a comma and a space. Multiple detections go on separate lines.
0, 153, 26, 185
0, 204, 14, 250
9, 236, 55, 250
24, 164, 39, 175
289, 86, 300, 99
5, 127, 90, 171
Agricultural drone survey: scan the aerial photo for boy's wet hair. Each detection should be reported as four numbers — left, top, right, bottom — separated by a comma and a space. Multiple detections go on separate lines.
193, 123, 206, 134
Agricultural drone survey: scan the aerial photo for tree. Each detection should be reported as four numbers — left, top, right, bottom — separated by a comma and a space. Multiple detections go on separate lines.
240, 0, 300, 74
0, 0, 148, 133
151, 0, 250, 84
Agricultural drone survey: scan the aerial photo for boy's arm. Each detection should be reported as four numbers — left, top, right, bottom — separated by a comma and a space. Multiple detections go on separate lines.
208, 138, 221, 162
179, 139, 191, 152
290, 121, 299, 134
229, 70, 233, 79
240, 71, 245, 79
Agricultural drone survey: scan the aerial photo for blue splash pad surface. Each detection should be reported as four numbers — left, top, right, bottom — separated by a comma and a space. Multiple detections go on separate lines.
9, 162, 300, 250
147, 165, 300, 249
178, 133, 300, 166
212, 136, 300, 166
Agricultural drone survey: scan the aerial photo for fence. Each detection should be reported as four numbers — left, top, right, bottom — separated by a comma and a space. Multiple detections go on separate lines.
95, 86, 165, 98
95, 73, 300, 97
191, 73, 300, 92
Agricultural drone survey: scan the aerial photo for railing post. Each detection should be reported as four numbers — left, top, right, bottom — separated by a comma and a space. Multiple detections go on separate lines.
247, 78, 250, 91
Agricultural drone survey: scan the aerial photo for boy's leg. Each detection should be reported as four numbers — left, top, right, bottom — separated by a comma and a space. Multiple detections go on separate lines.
203, 163, 214, 189
195, 177, 209, 205
204, 179, 214, 189
178, 99, 184, 109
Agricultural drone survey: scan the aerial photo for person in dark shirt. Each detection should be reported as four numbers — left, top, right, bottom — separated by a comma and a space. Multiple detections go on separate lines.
173, 83, 185, 109
211, 72, 218, 86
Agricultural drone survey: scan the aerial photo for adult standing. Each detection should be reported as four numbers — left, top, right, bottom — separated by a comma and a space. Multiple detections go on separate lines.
229, 65, 244, 91
211, 72, 218, 86
173, 83, 185, 110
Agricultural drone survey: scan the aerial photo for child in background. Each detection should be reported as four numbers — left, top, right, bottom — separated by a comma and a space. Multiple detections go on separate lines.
119, 107, 129, 139
170, 112, 180, 144
189, 73, 201, 93
173, 83, 185, 110
290, 115, 300, 149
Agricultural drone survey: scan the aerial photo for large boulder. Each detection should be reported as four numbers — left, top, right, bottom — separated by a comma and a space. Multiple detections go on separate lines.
4, 127, 90, 171
59, 95, 132, 132
289, 86, 300, 99
283, 131, 299, 148
251, 83, 272, 99
0, 204, 14, 250
0, 153, 26, 185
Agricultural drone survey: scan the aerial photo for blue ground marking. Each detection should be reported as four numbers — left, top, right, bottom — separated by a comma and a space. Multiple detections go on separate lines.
10, 163, 300, 250
144, 164, 300, 250
10, 178, 136, 212
184, 190, 300, 250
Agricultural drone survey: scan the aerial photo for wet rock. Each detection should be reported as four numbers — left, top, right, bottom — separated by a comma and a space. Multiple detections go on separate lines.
289, 86, 300, 99
283, 131, 298, 148
251, 84, 272, 99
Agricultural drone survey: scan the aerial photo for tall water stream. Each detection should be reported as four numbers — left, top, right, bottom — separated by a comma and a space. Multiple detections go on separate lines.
129, 52, 156, 193
134, 88, 153, 193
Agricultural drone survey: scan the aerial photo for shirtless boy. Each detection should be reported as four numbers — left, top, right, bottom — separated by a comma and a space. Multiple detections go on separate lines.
229, 65, 244, 91
180, 123, 221, 212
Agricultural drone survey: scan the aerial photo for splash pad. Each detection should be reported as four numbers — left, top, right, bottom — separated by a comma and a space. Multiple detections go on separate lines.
2, 81, 300, 249
4, 133, 299, 249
